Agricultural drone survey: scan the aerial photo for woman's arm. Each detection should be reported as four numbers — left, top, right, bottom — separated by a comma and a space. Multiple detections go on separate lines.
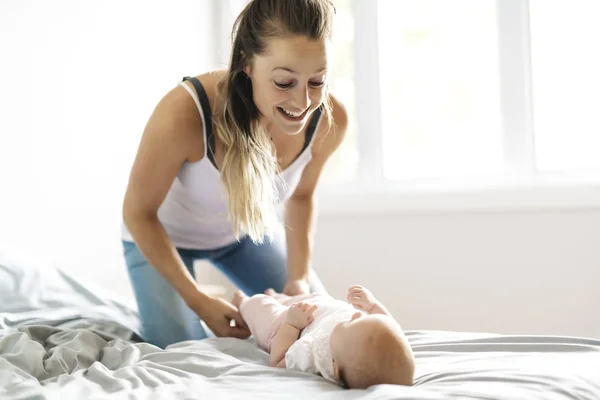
123, 84, 202, 302
284, 96, 349, 294
284, 194, 315, 285
123, 82, 249, 338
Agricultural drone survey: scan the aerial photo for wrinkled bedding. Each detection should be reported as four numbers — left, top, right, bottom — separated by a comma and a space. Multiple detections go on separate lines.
1, 250, 599, 400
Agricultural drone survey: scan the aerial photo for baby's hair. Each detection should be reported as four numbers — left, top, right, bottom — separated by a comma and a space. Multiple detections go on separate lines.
337, 320, 415, 389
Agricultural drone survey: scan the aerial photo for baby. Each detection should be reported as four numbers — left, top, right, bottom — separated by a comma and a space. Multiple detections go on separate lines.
231, 285, 415, 389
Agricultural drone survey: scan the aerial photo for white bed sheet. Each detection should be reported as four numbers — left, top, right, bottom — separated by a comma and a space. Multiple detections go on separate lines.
1, 250, 599, 400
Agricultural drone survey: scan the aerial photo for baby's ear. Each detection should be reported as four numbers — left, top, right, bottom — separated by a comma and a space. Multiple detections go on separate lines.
333, 359, 341, 380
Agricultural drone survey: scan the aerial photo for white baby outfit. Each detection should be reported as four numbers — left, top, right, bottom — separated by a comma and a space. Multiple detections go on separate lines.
284, 297, 357, 383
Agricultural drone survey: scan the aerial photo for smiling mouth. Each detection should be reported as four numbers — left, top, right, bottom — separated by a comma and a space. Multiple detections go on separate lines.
277, 107, 309, 121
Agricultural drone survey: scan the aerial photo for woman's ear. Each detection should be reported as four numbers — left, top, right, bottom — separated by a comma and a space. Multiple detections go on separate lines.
241, 52, 253, 78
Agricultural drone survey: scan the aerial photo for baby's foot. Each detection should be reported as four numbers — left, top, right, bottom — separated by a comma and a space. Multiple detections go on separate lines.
231, 290, 248, 308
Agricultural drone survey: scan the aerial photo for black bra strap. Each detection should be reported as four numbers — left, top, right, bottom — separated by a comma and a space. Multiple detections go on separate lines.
182, 76, 217, 167
182, 76, 324, 169
303, 104, 324, 152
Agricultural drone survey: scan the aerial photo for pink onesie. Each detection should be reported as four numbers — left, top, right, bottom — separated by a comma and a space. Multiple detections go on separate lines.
238, 292, 325, 352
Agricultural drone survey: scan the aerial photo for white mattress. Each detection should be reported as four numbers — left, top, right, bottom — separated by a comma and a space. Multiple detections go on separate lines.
1, 250, 599, 400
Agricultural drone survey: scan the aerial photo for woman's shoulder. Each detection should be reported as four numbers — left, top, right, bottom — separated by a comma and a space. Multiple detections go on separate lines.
327, 93, 349, 134
138, 71, 224, 161
184, 70, 228, 114
311, 92, 349, 157
163, 69, 227, 118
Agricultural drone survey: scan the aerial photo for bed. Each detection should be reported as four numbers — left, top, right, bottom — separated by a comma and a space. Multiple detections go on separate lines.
1, 250, 599, 400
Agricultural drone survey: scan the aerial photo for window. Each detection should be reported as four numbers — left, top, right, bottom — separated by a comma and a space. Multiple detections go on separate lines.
378, 0, 502, 181
322, 0, 359, 183
529, 0, 600, 173
218, 1, 600, 206
323, 0, 600, 189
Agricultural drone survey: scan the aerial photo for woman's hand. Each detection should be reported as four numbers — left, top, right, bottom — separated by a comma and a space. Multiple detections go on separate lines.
187, 294, 251, 339
283, 279, 310, 296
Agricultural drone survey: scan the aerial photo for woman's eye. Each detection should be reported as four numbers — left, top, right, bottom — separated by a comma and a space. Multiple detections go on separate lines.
274, 81, 325, 89
275, 82, 294, 89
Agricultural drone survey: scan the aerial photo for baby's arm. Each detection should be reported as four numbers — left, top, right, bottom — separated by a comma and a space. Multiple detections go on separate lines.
370, 299, 392, 316
347, 285, 392, 316
269, 323, 301, 367
269, 302, 318, 367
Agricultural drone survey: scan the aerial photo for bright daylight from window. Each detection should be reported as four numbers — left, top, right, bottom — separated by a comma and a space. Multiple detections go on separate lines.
378, 0, 502, 181
320, 0, 358, 183
321, 0, 600, 187
529, 0, 600, 173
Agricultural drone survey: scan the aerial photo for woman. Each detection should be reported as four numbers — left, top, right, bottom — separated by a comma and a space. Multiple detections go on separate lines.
122, 0, 347, 348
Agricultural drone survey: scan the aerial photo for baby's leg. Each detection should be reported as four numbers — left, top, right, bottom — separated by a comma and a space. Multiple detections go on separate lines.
237, 293, 288, 352
264, 288, 325, 307
263, 288, 290, 302
231, 289, 248, 309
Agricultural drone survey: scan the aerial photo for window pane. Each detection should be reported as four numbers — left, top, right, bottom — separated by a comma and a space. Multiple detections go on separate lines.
529, 0, 600, 172
378, 0, 503, 181
320, 0, 358, 184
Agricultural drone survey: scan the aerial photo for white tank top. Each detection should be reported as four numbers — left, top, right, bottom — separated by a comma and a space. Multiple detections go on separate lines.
121, 77, 323, 250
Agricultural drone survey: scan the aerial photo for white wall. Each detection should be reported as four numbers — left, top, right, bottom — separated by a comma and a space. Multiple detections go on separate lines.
197, 208, 600, 339
315, 209, 600, 337
0, 0, 217, 301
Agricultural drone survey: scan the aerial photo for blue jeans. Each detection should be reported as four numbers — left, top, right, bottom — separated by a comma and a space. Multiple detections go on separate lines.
122, 235, 327, 348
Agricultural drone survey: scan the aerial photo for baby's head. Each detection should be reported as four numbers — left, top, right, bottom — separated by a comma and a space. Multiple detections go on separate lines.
329, 312, 415, 389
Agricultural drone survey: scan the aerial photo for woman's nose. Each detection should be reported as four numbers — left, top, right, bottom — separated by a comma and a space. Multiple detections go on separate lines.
292, 86, 310, 110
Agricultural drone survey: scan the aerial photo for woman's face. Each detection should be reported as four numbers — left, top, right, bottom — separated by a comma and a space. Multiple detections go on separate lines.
245, 35, 330, 136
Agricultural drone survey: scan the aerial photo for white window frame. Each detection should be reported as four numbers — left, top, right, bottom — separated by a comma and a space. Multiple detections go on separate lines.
352, 0, 384, 188
497, 0, 536, 179
318, 0, 600, 215
217, 0, 600, 215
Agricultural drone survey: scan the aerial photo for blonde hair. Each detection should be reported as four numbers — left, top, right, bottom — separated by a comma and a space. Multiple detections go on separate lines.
213, 0, 336, 244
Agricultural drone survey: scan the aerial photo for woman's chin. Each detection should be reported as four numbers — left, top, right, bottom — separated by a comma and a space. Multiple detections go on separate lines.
271, 120, 305, 136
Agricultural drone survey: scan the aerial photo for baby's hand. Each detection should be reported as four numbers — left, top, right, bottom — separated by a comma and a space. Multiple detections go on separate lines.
347, 285, 376, 312
285, 301, 318, 330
